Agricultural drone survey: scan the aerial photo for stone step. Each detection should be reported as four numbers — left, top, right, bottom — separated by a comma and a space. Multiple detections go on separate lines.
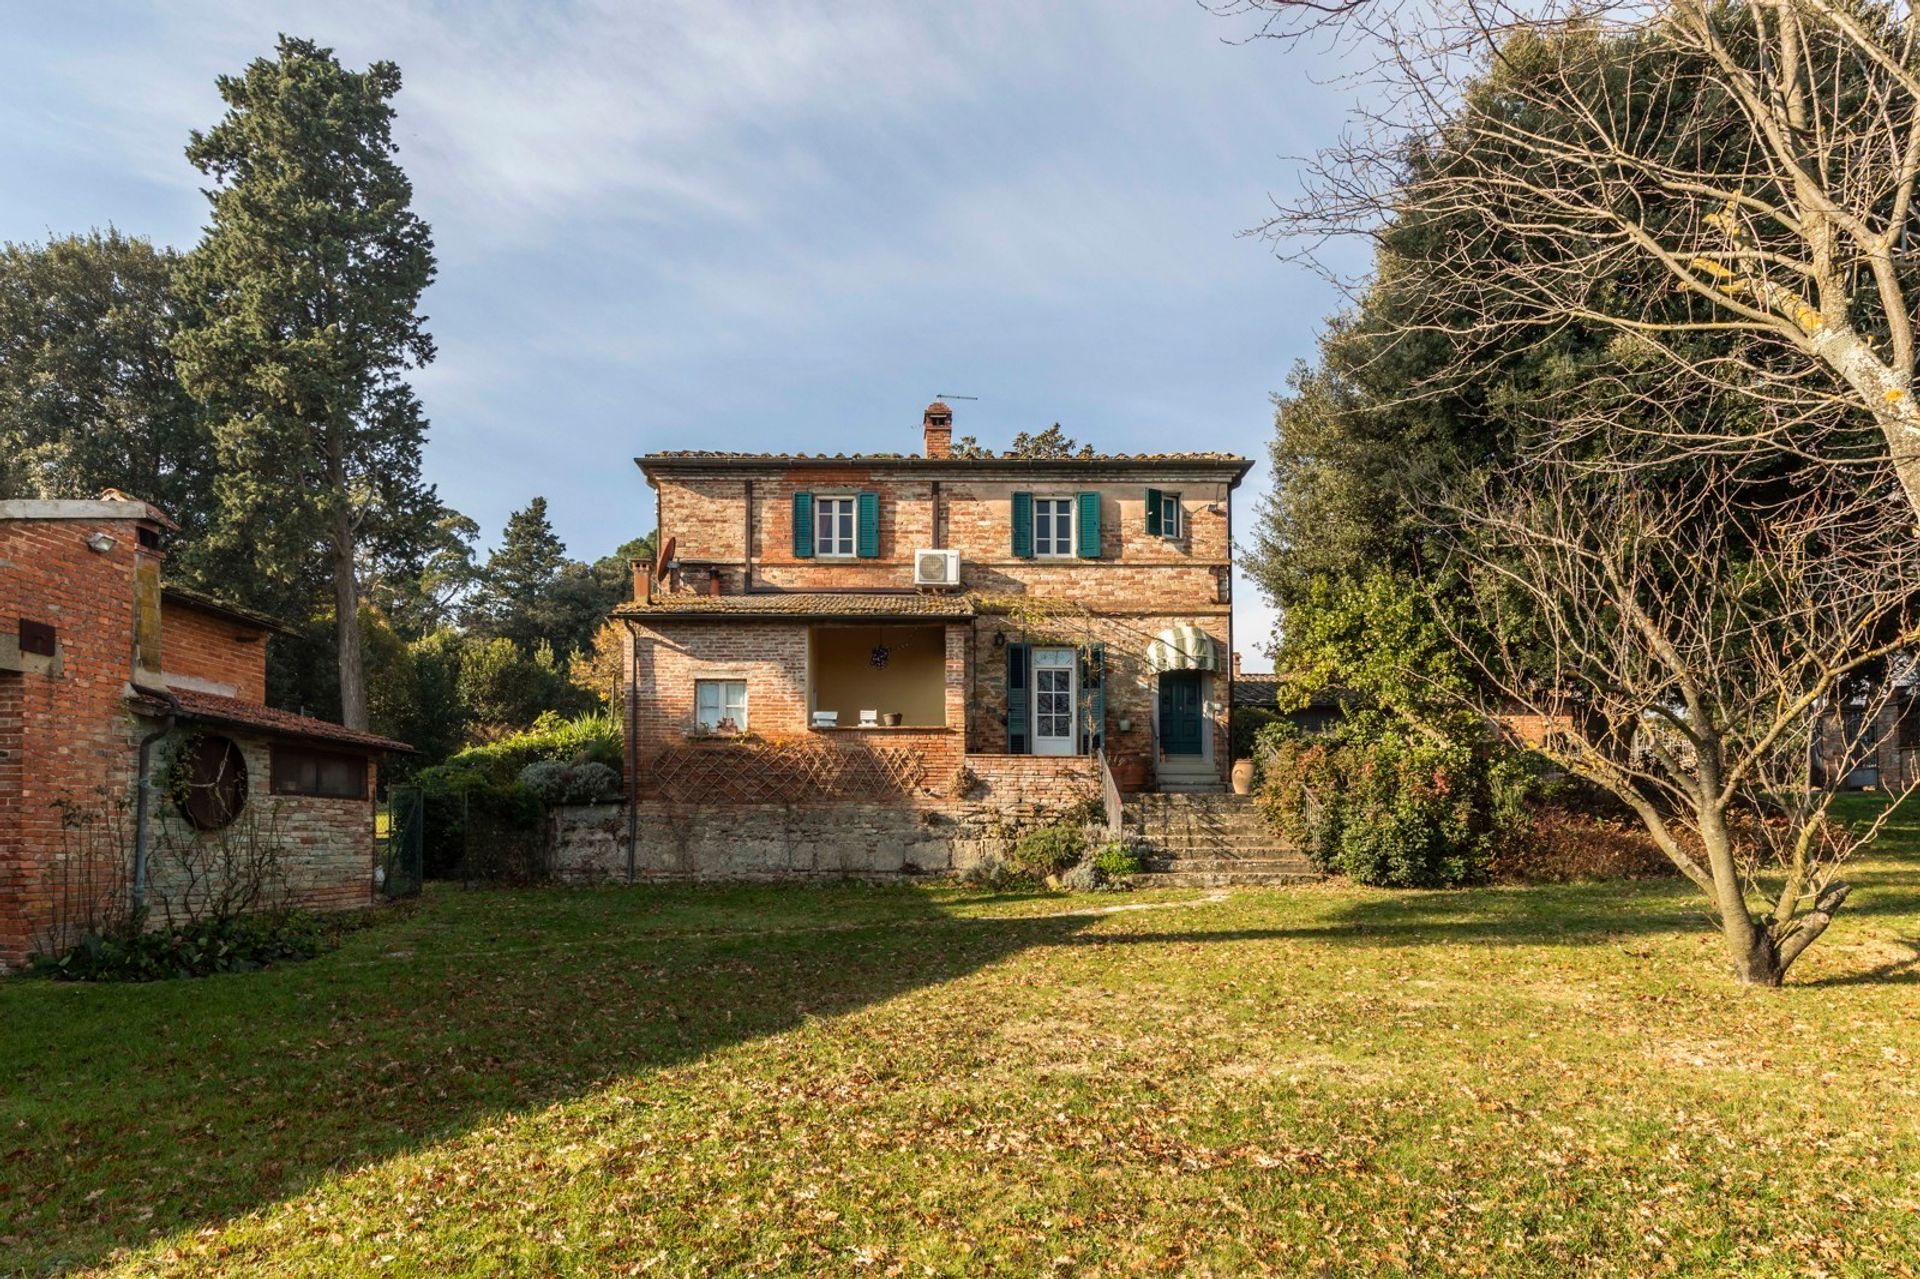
1127, 792, 1258, 809
1143, 837, 1292, 853
1134, 868, 1323, 887
1156, 782, 1225, 794
1128, 807, 1268, 823
1143, 855, 1315, 873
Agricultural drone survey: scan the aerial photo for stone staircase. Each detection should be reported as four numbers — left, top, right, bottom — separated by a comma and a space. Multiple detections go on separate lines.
1124, 792, 1321, 887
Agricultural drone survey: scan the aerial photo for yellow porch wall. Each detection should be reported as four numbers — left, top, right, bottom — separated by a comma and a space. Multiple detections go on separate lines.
809, 625, 946, 726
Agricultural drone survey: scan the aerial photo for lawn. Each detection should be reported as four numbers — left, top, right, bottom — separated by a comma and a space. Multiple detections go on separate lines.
5, 806, 1920, 1276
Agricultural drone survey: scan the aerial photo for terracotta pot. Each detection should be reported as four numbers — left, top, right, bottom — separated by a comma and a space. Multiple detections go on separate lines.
1111, 753, 1149, 792
881, 712, 903, 727
1230, 758, 1255, 796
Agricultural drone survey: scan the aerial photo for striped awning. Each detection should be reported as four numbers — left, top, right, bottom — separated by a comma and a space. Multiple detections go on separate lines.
1146, 625, 1218, 673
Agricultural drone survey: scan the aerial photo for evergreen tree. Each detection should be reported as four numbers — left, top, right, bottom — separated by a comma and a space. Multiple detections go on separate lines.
0, 231, 214, 533
172, 35, 438, 731
469, 497, 568, 651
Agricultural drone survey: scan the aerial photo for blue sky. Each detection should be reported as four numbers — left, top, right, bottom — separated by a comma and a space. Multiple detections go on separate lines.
2, 2, 1367, 671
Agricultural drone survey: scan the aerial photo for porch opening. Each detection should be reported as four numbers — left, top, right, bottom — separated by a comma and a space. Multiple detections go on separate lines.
808, 624, 947, 728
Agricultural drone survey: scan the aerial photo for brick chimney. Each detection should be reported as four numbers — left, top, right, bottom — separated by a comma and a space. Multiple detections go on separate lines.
1231, 650, 1243, 678
923, 401, 954, 459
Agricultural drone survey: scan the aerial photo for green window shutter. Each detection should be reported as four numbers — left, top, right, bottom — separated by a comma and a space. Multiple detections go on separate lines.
856, 491, 880, 558
1010, 491, 1034, 559
1144, 487, 1162, 536
1075, 491, 1101, 558
1006, 642, 1031, 754
1081, 642, 1106, 753
792, 492, 814, 558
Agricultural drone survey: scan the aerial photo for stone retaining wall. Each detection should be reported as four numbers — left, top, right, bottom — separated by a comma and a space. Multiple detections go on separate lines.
550, 753, 1098, 882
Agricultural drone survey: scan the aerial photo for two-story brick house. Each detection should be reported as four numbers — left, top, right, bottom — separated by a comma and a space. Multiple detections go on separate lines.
552, 404, 1258, 881
0, 496, 409, 968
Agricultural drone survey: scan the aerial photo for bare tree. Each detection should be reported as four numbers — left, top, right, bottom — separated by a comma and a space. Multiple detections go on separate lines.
1427, 453, 1920, 984
1241, 0, 1920, 519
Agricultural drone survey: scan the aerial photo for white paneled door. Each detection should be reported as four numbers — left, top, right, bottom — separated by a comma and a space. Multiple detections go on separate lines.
1033, 647, 1076, 756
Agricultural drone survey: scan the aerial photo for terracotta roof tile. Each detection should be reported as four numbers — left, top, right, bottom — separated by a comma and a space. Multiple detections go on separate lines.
615, 592, 976, 620
640, 450, 1247, 464
128, 686, 413, 752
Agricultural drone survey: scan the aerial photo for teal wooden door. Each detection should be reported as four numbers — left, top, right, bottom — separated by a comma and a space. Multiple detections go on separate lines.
1158, 671, 1203, 756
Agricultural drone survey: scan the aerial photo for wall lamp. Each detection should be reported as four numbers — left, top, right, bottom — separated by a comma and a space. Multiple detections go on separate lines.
86, 532, 117, 554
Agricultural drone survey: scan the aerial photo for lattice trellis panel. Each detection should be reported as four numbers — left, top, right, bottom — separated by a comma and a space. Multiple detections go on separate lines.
640, 741, 929, 804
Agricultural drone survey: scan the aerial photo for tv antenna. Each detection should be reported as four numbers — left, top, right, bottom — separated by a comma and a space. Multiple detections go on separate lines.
936, 393, 978, 401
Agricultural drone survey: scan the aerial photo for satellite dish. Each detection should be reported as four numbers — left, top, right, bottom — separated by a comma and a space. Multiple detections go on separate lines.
653, 536, 677, 581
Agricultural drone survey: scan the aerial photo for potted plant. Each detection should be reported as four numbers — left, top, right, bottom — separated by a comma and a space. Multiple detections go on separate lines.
1110, 750, 1148, 792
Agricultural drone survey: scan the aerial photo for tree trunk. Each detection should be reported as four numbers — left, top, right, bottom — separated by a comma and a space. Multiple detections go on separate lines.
333, 504, 367, 732
1728, 930, 1785, 987
1700, 805, 1783, 986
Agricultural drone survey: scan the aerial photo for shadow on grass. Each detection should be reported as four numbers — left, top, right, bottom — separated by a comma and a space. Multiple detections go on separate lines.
0, 884, 1098, 1276
1805, 940, 1920, 988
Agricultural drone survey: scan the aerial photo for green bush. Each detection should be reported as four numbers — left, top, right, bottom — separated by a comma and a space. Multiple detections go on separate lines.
411, 764, 544, 880
1230, 707, 1283, 766
1257, 717, 1531, 888
1007, 823, 1089, 883
28, 911, 354, 982
442, 710, 623, 786
1093, 840, 1143, 882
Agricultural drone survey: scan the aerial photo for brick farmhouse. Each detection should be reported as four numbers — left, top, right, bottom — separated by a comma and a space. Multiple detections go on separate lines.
0, 496, 409, 969
552, 403, 1264, 880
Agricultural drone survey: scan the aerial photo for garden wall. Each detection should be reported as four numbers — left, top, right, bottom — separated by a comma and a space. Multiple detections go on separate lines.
550, 753, 1097, 882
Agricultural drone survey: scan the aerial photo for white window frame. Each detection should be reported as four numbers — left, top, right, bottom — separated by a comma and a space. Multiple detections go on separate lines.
1032, 495, 1077, 559
814, 495, 857, 559
1157, 491, 1182, 540
695, 679, 749, 734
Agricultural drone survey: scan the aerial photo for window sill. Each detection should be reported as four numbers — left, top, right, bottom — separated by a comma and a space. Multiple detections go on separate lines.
809, 724, 954, 733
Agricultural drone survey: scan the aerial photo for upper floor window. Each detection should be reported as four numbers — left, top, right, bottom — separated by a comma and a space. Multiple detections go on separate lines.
696, 679, 748, 733
1146, 488, 1182, 539
1033, 497, 1076, 557
816, 496, 856, 557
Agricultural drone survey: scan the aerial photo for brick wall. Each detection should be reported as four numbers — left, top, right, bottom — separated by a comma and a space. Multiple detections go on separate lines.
0, 515, 151, 967
650, 466, 1237, 603
967, 613, 1230, 782
142, 734, 373, 926
639, 461, 1240, 789
624, 619, 969, 765
0, 672, 22, 963
553, 754, 1100, 881
0, 511, 372, 968
159, 602, 269, 701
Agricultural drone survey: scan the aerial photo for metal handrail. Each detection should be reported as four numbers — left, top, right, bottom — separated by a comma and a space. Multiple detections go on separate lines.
1097, 747, 1124, 839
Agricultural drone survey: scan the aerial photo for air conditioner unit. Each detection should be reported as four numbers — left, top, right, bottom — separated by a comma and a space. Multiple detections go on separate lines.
914, 547, 961, 587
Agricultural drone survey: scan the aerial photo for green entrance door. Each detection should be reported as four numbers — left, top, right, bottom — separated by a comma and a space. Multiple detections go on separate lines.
1158, 671, 1204, 756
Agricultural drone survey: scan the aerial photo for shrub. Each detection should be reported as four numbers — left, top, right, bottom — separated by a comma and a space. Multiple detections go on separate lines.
1007, 823, 1089, 883
28, 910, 358, 982
411, 764, 544, 880
1231, 707, 1283, 766
441, 711, 623, 787
518, 760, 622, 805
1258, 717, 1532, 887
1093, 840, 1143, 883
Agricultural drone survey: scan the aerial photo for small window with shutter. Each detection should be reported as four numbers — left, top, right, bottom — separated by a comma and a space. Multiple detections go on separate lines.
1145, 489, 1181, 539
